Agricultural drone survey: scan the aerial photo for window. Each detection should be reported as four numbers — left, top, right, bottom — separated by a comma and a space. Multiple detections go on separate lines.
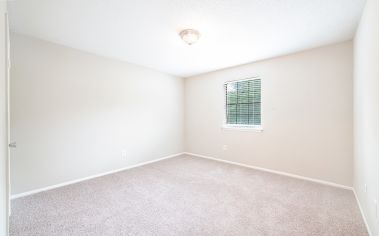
224, 78, 261, 129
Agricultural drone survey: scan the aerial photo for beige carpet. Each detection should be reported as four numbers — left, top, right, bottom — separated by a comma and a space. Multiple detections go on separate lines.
10, 154, 368, 236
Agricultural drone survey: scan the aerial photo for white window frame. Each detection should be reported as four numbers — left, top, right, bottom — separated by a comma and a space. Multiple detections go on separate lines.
222, 77, 263, 132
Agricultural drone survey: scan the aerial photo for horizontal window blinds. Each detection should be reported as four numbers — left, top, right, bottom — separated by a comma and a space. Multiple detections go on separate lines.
225, 78, 261, 126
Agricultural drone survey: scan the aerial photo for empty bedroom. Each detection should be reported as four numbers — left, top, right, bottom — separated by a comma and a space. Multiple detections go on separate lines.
0, 0, 378, 235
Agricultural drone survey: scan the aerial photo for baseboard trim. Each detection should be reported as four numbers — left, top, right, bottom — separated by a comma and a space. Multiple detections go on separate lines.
184, 152, 353, 191
353, 189, 373, 236
11, 152, 185, 199
12, 151, 353, 198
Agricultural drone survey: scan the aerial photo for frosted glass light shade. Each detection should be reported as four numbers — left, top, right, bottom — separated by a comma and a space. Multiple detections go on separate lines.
179, 29, 200, 45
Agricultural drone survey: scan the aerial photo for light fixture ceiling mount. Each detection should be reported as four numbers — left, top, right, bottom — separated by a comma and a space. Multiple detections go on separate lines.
179, 29, 200, 45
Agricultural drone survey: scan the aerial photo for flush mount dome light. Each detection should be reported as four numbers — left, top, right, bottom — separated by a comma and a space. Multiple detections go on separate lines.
179, 29, 200, 45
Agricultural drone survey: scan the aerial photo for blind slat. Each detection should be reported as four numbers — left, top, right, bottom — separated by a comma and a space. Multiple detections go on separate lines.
225, 79, 261, 126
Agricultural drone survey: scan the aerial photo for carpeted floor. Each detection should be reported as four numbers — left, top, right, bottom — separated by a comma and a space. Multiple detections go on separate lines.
10, 154, 368, 236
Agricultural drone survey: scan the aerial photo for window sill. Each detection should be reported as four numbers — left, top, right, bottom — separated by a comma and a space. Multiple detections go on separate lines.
222, 125, 263, 132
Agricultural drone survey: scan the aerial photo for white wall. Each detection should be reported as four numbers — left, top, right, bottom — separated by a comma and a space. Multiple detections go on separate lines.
185, 42, 353, 186
0, 2, 9, 235
354, 0, 379, 234
10, 33, 184, 195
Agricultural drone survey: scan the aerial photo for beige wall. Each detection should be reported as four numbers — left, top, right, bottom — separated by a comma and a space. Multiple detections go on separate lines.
354, 0, 379, 234
184, 42, 353, 186
10, 34, 184, 194
10, 31, 356, 200
1, 2, 9, 235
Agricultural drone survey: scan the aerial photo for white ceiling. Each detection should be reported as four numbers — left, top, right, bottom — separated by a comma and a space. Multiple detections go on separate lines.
8, 0, 365, 77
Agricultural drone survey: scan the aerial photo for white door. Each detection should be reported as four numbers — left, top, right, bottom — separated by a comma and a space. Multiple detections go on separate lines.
5, 12, 12, 217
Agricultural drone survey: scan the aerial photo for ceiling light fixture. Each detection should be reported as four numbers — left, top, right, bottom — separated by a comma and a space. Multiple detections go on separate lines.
179, 29, 200, 45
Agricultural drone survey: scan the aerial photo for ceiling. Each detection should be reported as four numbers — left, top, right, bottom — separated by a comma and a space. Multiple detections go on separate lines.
8, 0, 365, 77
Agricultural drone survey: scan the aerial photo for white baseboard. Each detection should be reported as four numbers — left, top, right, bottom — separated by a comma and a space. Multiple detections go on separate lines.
13, 151, 353, 199
11, 152, 185, 199
353, 189, 373, 236
184, 152, 353, 190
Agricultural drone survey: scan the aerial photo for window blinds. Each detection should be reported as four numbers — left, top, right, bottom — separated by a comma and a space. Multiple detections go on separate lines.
225, 78, 261, 126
